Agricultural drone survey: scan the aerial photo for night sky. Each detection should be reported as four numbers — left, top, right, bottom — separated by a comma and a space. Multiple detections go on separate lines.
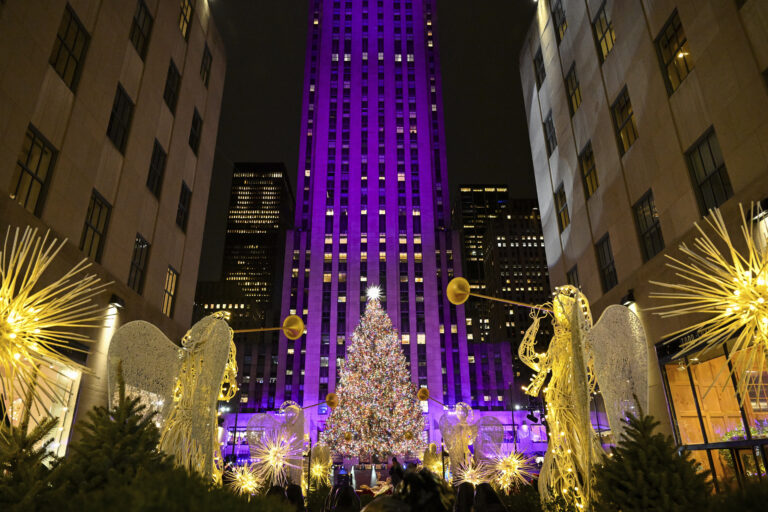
199, 1, 537, 281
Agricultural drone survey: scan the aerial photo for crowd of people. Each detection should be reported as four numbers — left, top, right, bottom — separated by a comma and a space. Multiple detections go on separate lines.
264, 457, 510, 512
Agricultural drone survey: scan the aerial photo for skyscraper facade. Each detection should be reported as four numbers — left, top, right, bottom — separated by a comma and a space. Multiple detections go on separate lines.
277, 0, 471, 442
222, 163, 294, 304
483, 200, 551, 399
455, 186, 511, 344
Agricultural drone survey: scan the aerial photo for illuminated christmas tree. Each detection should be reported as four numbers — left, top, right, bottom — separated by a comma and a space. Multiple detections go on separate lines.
322, 287, 425, 459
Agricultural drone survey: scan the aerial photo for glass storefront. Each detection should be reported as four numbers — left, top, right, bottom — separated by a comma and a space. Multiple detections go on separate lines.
657, 335, 768, 491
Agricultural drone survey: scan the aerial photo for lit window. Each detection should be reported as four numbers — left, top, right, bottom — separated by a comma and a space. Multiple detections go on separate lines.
162, 266, 179, 317
80, 190, 111, 262
579, 141, 599, 199
592, 2, 615, 62
633, 190, 665, 261
656, 10, 693, 94
554, 185, 569, 232
178, 0, 193, 40
611, 87, 638, 155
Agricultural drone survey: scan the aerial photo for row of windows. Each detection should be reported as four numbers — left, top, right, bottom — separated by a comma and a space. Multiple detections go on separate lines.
11, 124, 190, 316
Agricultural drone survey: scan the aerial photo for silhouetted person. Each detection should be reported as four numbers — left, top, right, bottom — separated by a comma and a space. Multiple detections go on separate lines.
286, 483, 305, 511
390, 457, 404, 487
473, 483, 507, 512
396, 469, 453, 512
266, 485, 286, 501
453, 482, 474, 512
333, 484, 361, 512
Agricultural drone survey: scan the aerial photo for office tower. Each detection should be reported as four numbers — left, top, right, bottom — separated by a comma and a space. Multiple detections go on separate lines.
483, 200, 551, 401
520, 0, 768, 483
455, 185, 511, 344
0, 0, 226, 449
277, 0, 471, 442
222, 163, 294, 304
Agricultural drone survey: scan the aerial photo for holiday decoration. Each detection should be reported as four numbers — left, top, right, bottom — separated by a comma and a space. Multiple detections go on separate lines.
107, 312, 237, 483
651, 204, 768, 404
246, 400, 305, 485
422, 443, 443, 477
310, 444, 333, 487
0, 226, 106, 424
438, 402, 477, 476
490, 451, 536, 494
518, 285, 648, 509
250, 429, 303, 487
455, 460, 490, 486
321, 293, 425, 458
227, 464, 260, 497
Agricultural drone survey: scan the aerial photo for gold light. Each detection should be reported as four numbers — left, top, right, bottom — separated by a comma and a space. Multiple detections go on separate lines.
651, 204, 768, 404
227, 464, 260, 497
0, 227, 106, 424
491, 451, 536, 494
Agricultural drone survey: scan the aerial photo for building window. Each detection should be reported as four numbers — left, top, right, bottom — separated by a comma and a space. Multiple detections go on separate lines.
106, 84, 134, 154
566, 266, 580, 288
565, 64, 581, 116
579, 141, 599, 199
611, 87, 638, 156
176, 181, 191, 231
551, 0, 567, 44
592, 2, 615, 62
162, 266, 178, 317
127, 234, 150, 294
533, 48, 546, 89
595, 234, 617, 292
10, 126, 56, 216
656, 10, 693, 94
129, 0, 153, 60
178, 0, 193, 40
200, 43, 212, 87
633, 190, 664, 261
163, 60, 181, 114
80, 190, 111, 262
189, 108, 203, 154
49, 5, 89, 91
554, 184, 569, 232
146, 140, 167, 198
543, 112, 557, 156
686, 129, 733, 214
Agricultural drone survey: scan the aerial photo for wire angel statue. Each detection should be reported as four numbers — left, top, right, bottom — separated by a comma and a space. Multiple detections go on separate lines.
246, 400, 305, 486
107, 312, 238, 484
519, 285, 648, 510
438, 402, 480, 479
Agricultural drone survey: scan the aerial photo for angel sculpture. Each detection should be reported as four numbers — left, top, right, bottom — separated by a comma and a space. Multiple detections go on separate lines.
519, 285, 648, 510
107, 312, 238, 484
246, 400, 305, 486
438, 402, 478, 477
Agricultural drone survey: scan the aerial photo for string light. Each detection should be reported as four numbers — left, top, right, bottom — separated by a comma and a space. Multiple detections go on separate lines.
322, 296, 425, 458
491, 451, 537, 494
227, 464, 260, 497
455, 460, 491, 486
251, 430, 303, 486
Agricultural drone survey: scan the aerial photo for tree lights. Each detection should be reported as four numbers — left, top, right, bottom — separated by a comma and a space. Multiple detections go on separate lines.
321, 295, 425, 458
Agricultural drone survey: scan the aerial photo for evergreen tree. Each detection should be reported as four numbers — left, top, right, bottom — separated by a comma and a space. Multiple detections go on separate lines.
594, 407, 711, 512
49, 363, 172, 496
322, 291, 425, 459
0, 398, 58, 509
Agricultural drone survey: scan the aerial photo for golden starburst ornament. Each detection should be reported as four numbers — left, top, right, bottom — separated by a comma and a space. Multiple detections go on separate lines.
251, 430, 303, 486
0, 227, 106, 424
227, 464, 260, 497
651, 204, 768, 403
491, 451, 536, 494
455, 460, 491, 486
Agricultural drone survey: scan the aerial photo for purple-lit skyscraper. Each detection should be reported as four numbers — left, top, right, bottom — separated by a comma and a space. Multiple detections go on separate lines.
276, 0, 470, 443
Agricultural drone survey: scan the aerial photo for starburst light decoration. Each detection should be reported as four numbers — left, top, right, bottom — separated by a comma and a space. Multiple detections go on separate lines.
651, 204, 768, 403
455, 460, 491, 486
227, 464, 260, 497
251, 430, 303, 486
490, 451, 536, 494
310, 444, 333, 487
0, 226, 106, 425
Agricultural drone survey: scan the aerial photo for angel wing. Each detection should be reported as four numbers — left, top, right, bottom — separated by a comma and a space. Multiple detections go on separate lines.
474, 415, 504, 461
586, 304, 648, 440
